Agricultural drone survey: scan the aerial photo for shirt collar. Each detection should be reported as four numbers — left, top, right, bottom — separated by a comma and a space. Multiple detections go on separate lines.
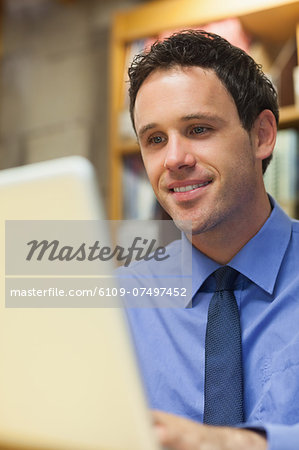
189, 197, 293, 300
229, 198, 292, 295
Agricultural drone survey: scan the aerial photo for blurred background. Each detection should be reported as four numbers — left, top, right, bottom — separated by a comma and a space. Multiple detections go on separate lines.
0, 0, 145, 204
0, 0, 299, 220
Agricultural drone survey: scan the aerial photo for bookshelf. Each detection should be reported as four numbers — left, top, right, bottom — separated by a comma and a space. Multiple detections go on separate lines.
109, 0, 299, 219
279, 104, 299, 128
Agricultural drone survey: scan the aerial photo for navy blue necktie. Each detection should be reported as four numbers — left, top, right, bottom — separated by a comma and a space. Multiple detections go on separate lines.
203, 266, 244, 426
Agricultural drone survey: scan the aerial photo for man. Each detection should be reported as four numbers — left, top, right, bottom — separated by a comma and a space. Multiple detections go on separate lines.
125, 30, 299, 449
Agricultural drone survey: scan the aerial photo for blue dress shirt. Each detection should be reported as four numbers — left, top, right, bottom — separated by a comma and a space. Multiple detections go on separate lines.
125, 199, 299, 450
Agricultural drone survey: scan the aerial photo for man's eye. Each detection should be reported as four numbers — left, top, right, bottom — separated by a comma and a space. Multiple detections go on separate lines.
149, 136, 164, 144
191, 126, 206, 135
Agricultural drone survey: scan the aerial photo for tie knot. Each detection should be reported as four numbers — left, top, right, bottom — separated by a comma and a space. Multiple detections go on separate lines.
213, 266, 238, 291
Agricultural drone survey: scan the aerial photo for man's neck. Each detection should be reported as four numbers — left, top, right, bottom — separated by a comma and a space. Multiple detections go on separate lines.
189, 194, 272, 265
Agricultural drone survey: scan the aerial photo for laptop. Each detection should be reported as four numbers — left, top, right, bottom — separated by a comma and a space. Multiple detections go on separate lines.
0, 156, 160, 450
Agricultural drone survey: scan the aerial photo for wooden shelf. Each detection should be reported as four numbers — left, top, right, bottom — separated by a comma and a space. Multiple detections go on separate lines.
116, 139, 139, 155
279, 104, 299, 128
114, 0, 299, 42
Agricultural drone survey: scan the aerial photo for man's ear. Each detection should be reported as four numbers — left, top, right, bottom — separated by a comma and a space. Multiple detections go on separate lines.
252, 109, 277, 161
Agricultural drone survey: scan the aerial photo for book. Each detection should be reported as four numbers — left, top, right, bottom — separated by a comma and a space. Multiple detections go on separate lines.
122, 154, 157, 219
264, 129, 299, 217
119, 37, 156, 141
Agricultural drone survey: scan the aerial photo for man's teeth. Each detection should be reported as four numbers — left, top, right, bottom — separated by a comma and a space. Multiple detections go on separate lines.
173, 182, 210, 193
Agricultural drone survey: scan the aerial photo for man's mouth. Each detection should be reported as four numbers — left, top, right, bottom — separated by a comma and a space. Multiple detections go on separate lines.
171, 181, 212, 193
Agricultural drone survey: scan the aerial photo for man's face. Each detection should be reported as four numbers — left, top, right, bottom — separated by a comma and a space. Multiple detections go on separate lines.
134, 66, 263, 236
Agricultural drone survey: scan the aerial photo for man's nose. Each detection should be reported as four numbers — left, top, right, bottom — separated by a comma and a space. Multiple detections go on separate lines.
163, 136, 196, 171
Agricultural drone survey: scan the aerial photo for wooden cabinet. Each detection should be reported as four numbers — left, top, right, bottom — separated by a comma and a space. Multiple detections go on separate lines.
109, 0, 299, 219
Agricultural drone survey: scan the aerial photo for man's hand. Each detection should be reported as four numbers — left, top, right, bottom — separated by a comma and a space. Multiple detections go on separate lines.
152, 411, 267, 450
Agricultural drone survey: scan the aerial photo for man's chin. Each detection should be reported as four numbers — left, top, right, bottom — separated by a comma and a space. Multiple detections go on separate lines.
172, 218, 196, 235
172, 216, 215, 237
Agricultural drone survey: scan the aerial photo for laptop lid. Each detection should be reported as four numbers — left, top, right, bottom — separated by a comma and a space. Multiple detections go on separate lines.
0, 156, 159, 450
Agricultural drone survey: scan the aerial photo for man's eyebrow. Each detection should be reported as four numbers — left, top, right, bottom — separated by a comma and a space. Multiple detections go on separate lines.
181, 113, 226, 124
137, 123, 157, 139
